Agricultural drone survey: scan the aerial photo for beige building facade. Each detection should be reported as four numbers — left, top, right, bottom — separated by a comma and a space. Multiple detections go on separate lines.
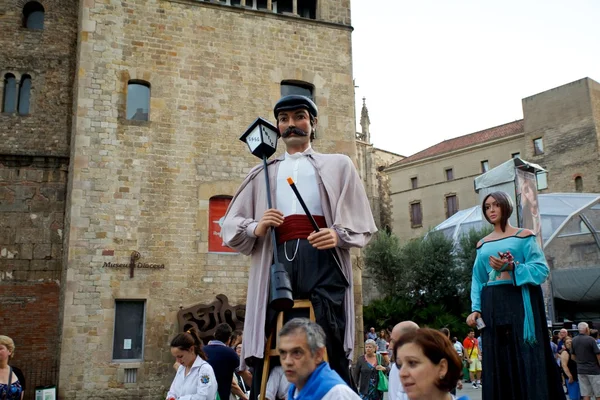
61, 1, 358, 398
387, 77, 600, 242
2, 0, 373, 398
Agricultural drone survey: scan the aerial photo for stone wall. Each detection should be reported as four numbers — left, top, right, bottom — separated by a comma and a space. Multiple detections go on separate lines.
61, 0, 357, 397
0, 156, 68, 393
522, 77, 600, 193
0, 0, 77, 156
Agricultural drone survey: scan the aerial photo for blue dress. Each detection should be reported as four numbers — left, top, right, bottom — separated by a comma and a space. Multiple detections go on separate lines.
0, 380, 23, 400
471, 234, 565, 400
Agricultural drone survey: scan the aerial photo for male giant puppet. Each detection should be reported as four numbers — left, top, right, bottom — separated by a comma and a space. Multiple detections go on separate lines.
222, 95, 377, 390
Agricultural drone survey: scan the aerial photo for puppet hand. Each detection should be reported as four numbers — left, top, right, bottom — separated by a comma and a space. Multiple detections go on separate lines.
254, 209, 284, 237
488, 255, 507, 271
307, 228, 338, 249
466, 312, 481, 327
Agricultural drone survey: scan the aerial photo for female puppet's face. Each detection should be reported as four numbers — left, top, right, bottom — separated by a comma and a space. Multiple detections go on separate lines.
484, 196, 501, 225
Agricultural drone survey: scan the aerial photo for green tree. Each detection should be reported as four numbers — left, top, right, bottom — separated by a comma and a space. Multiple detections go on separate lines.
455, 226, 493, 300
364, 230, 403, 296
363, 228, 493, 340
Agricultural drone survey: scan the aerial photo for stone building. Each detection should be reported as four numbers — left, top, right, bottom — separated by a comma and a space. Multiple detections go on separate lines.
0, 0, 77, 391
1, 0, 369, 398
387, 77, 600, 242
354, 98, 403, 304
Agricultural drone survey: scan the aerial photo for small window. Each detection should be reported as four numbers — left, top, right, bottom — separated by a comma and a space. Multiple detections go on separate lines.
445, 168, 454, 181
410, 202, 422, 228
231, 0, 241, 5
298, 0, 316, 18
281, 80, 314, 100
481, 160, 489, 173
410, 177, 418, 189
533, 138, 544, 155
126, 81, 150, 121
445, 195, 458, 218
113, 300, 145, 361
23, 1, 45, 30
512, 152, 521, 159
253, 0, 268, 10
2, 74, 17, 113
209, 196, 236, 253
273, 0, 292, 14
575, 176, 583, 192
536, 171, 548, 190
18, 75, 32, 115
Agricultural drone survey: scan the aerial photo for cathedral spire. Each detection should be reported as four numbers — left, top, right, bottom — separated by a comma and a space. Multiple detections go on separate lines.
360, 97, 371, 143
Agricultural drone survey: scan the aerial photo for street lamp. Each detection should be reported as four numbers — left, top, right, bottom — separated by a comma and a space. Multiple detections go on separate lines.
240, 117, 294, 312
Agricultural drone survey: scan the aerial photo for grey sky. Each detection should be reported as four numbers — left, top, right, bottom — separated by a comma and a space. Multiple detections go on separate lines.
351, 0, 600, 156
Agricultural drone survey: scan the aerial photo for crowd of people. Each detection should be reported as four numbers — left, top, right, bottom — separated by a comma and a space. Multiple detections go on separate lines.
166, 319, 470, 400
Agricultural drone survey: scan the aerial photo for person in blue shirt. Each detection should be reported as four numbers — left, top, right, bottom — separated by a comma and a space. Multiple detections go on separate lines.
466, 191, 565, 400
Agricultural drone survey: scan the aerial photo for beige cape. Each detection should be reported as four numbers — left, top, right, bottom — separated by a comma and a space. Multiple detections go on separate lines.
222, 148, 377, 369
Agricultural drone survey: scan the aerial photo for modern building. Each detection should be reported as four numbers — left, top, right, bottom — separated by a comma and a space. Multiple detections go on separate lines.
1, 0, 367, 398
387, 77, 600, 242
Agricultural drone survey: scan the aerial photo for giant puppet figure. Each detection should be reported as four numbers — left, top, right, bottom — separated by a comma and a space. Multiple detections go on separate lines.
222, 95, 377, 387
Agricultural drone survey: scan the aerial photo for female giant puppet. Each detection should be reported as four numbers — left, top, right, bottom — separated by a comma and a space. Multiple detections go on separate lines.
466, 191, 564, 400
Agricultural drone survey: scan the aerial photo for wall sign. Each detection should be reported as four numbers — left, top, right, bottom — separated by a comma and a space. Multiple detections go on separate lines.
102, 251, 165, 278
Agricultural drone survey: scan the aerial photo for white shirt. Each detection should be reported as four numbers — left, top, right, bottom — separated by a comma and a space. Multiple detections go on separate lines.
166, 356, 218, 400
265, 366, 289, 400
388, 363, 409, 400
292, 384, 360, 400
453, 342, 464, 356
276, 146, 323, 217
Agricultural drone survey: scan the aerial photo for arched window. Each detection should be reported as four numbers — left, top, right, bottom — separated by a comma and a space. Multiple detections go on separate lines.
2, 74, 17, 113
23, 2, 45, 30
18, 75, 32, 115
126, 81, 150, 121
208, 196, 236, 253
575, 176, 583, 192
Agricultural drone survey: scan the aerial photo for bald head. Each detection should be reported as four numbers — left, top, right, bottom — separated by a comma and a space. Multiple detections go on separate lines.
578, 322, 589, 335
390, 321, 419, 342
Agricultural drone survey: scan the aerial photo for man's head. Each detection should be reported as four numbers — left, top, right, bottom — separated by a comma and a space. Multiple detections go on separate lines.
578, 322, 590, 335
277, 318, 326, 390
273, 95, 318, 147
389, 321, 419, 356
467, 330, 475, 338
370, 327, 375, 333
214, 323, 233, 344
559, 328, 568, 339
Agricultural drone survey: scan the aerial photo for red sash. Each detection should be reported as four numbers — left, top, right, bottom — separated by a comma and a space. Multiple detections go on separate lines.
276, 214, 327, 245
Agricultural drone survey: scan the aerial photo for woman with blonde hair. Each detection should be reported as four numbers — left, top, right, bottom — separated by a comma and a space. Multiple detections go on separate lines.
353, 339, 388, 400
0, 336, 23, 400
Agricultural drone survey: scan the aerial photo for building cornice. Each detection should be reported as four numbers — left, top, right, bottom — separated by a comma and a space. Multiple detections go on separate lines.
385, 132, 524, 172
164, 0, 354, 31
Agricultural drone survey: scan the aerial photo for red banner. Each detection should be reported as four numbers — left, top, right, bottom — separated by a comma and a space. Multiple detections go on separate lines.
208, 197, 236, 253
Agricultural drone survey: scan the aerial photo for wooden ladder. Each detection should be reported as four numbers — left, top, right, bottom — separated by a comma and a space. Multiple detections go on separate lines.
259, 299, 328, 399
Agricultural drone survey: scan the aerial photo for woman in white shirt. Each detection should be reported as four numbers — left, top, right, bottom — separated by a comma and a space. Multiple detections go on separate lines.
167, 328, 218, 400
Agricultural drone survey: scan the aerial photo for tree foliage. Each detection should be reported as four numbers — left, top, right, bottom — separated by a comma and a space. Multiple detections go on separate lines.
363, 226, 493, 339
